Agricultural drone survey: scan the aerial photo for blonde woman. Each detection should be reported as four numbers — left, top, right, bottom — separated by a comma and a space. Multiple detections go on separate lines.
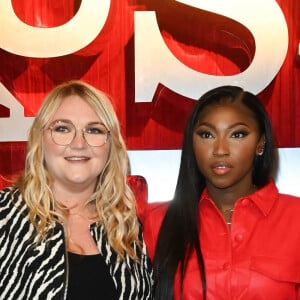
0, 80, 153, 299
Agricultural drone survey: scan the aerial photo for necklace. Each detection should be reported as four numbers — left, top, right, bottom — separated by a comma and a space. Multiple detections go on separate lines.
221, 207, 234, 226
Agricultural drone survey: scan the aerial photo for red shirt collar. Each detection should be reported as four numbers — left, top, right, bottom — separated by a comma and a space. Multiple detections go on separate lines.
200, 179, 278, 217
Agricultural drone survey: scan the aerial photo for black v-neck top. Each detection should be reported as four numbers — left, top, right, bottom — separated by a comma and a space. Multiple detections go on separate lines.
66, 252, 118, 300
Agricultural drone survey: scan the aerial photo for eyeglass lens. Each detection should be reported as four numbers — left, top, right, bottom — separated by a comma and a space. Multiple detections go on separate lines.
49, 120, 109, 147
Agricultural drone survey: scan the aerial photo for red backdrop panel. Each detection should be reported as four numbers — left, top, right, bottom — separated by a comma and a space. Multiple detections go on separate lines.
0, 0, 299, 178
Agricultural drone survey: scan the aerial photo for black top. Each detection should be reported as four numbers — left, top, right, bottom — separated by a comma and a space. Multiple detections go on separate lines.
67, 252, 118, 300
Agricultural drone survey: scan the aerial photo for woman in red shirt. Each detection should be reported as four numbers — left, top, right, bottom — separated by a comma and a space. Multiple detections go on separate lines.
143, 85, 300, 299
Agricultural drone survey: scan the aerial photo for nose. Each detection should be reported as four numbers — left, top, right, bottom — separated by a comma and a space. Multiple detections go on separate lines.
69, 129, 87, 148
212, 137, 230, 156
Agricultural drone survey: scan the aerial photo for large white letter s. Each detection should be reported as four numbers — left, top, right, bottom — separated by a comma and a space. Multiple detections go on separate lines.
135, 0, 288, 102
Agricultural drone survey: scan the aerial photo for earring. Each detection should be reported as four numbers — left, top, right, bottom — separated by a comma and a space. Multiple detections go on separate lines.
257, 148, 264, 156
257, 139, 265, 156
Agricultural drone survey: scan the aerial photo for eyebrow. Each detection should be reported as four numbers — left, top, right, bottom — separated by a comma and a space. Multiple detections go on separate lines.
196, 122, 250, 130
86, 121, 106, 126
50, 119, 105, 126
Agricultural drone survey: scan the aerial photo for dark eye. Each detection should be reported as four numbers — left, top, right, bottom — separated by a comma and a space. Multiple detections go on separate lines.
231, 131, 249, 138
196, 130, 213, 139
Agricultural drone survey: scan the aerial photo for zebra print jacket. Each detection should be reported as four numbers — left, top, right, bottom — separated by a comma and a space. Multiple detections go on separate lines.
0, 187, 153, 300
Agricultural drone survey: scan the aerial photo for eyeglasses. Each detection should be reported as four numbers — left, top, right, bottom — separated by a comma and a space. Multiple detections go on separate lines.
48, 120, 110, 147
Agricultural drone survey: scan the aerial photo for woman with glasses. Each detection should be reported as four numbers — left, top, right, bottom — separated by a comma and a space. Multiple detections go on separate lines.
0, 80, 153, 299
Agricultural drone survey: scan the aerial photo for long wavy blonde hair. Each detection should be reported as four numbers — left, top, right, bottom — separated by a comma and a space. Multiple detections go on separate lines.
16, 80, 140, 260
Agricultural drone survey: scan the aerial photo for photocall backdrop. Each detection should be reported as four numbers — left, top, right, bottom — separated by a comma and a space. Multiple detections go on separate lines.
0, 0, 299, 201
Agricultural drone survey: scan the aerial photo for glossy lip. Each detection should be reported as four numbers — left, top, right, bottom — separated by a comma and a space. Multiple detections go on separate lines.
211, 162, 233, 175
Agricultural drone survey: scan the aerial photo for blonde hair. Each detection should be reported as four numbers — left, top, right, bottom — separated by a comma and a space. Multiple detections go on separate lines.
16, 80, 140, 260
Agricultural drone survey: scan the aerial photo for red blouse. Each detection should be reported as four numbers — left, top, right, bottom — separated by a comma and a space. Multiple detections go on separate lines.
143, 180, 300, 299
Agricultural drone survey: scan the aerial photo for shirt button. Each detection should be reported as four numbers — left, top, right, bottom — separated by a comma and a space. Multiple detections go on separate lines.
222, 262, 230, 270
241, 198, 250, 206
235, 233, 244, 242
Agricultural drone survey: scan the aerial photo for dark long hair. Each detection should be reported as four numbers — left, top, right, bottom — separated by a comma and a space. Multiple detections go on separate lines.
153, 86, 274, 299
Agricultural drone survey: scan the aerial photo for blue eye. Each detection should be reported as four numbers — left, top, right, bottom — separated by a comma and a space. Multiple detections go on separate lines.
52, 124, 72, 133
85, 125, 107, 135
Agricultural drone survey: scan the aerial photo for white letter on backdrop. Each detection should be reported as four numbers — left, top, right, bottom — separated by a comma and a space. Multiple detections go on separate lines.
0, 0, 111, 57
134, 0, 288, 102
0, 0, 110, 141
0, 82, 34, 141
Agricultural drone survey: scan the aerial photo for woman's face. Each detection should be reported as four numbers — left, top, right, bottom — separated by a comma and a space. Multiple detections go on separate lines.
193, 101, 264, 193
43, 94, 110, 192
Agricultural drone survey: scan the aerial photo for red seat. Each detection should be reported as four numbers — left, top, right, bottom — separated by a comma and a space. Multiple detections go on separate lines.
0, 174, 18, 189
127, 175, 148, 221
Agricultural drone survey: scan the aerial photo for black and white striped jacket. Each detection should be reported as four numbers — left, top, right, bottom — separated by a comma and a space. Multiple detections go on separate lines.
0, 187, 153, 300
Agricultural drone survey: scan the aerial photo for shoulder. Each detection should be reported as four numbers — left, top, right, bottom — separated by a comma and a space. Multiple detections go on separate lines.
277, 192, 300, 200
0, 186, 14, 198
256, 179, 300, 209
0, 186, 21, 209
277, 192, 300, 207
0, 187, 29, 229
269, 185, 300, 223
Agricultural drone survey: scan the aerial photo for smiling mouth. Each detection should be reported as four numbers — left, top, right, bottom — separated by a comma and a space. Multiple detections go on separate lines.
65, 156, 90, 161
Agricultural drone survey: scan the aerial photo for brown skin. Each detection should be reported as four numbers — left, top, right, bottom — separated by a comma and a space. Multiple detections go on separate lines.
193, 100, 265, 212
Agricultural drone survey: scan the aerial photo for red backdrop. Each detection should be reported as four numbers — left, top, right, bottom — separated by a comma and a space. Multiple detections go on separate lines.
0, 0, 299, 179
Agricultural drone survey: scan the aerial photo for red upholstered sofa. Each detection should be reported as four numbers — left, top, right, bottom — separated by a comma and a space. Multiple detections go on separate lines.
127, 175, 148, 220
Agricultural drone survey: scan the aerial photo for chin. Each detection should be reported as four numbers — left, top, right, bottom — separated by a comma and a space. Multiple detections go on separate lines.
209, 179, 234, 190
